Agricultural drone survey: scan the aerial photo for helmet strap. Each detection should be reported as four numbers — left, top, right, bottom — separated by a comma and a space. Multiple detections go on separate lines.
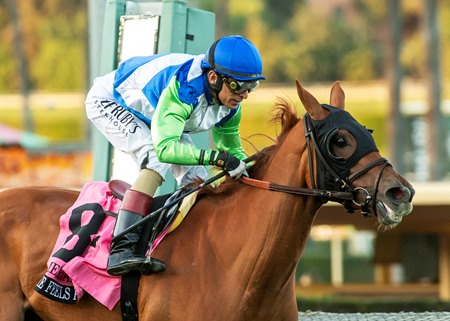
206, 70, 224, 105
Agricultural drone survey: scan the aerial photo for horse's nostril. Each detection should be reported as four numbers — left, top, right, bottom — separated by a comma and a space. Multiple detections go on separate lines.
386, 186, 411, 203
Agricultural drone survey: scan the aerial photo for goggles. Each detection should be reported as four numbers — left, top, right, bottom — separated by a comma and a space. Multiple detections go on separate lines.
220, 74, 260, 94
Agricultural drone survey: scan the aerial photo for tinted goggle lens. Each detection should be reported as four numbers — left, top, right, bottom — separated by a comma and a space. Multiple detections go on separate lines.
223, 77, 260, 94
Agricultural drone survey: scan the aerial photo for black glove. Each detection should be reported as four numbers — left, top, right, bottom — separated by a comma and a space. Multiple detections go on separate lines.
213, 151, 248, 178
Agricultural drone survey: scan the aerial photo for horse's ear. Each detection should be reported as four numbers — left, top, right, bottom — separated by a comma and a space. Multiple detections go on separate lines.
296, 80, 328, 120
330, 81, 345, 110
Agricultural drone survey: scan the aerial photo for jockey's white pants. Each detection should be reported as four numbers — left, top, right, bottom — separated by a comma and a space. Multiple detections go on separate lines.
85, 97, 208, 187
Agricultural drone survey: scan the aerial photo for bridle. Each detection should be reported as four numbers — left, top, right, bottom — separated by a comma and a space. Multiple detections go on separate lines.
114, 111, 391, 242
241, 113, 391, 217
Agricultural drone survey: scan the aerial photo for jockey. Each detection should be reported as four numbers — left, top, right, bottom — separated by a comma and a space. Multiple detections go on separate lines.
85, 35, 265, 276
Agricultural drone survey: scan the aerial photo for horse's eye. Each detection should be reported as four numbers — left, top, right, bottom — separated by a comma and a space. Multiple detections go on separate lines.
333, 137, 347, 148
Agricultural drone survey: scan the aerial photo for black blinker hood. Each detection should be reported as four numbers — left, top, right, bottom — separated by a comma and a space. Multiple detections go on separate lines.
310, 104, 378, 187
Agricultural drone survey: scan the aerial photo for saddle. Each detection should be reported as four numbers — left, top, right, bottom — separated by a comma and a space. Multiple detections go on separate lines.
34, 180, 198, 319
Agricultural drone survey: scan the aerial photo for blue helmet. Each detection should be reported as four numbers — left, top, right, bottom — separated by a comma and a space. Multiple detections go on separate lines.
202, 35, 266, 81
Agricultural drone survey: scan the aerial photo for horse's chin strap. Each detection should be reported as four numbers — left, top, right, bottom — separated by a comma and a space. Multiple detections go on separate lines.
347, 157, 391, 216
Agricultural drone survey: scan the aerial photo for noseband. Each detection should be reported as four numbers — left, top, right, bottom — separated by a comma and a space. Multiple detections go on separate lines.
241, 113, 391, 217
346, 157, 390, 216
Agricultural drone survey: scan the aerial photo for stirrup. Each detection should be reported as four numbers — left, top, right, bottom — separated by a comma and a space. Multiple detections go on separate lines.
141, 257, 166, 275
107, 255, 148, 276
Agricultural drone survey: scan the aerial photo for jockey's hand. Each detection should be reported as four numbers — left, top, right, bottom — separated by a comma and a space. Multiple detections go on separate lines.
214, 151, 248, 179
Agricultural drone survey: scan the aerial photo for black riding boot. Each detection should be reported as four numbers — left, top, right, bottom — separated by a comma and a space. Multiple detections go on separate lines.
107, 189, 166, 276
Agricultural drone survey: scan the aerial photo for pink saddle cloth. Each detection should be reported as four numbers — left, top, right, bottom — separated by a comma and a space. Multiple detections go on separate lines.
35, 181, 171, 310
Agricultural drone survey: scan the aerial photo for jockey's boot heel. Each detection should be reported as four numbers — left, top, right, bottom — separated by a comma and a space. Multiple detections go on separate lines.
107, 189, 166, 276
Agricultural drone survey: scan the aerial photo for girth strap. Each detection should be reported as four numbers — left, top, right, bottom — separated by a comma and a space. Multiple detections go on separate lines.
120, 272, 140, 321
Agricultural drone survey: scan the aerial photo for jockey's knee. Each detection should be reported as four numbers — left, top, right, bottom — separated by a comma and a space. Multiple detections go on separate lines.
132, 169, 163, 196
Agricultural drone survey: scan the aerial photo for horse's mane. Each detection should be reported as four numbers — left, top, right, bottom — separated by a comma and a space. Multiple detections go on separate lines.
198, 98, 301, 197
247, 97, 300, 179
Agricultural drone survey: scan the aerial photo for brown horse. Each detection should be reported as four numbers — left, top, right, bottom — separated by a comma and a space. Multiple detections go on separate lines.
0, 81, 414, 321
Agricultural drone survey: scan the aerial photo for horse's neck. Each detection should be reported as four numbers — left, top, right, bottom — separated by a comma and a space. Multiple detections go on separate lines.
148, 124, 321, 318
228, 124, 321, 296
260, 126, 318, 239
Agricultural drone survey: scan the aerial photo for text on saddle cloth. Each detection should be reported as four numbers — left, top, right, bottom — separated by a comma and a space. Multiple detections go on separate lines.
34, 181, 198, 310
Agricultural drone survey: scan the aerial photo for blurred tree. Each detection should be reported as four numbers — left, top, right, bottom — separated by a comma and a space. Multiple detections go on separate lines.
30, 11, 86, 90
262, 0, 302, 29
440, 0, 450, 81
424, 0, 446, 180
400, 3, 423, 79
279, 4, 378, 82
0, 7, 17, 90
385, 0, 407, 173
227, 0, 261, 36
215, 0, 229, 37
0, 0, 86, 92
5, 0, 34, 132
0, 0, 449, 89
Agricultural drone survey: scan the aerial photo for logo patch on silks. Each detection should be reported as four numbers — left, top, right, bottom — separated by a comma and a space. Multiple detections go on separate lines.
35, 270, 78, 304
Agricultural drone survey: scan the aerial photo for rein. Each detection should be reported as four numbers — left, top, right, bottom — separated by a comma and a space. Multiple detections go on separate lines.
115, 112, 390, 242
112, 155, 258, 242
241, 114, 391, 216
240, 177, 353, 201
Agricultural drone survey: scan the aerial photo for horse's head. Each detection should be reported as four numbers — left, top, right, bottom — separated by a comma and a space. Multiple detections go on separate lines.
296, 80, 414, 229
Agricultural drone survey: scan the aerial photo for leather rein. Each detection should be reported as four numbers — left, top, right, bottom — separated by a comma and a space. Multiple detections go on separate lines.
241, 114, 391, 216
